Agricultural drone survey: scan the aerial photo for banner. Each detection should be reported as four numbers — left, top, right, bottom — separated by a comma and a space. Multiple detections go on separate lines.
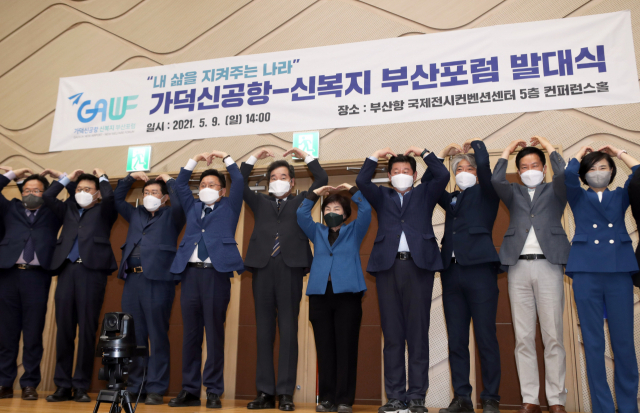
50, 11, 640, 151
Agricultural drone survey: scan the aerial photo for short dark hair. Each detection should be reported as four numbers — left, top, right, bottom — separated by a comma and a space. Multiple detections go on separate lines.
143, 178, 168, 195
321, 194, 352, 220
23, 175, 49, 191
388, 155, 416, 174
515, 147, 546, 169
267, 160, 295, 179
76, 173, 99, 190
579, 151, 616, 186
199, 169, 226, 188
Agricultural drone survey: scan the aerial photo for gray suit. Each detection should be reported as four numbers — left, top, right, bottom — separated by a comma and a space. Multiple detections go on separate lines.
491, 151, 571, 266
491, 151, 570, 407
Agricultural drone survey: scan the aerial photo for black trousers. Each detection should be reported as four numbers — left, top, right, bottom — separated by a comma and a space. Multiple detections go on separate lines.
376, 258, 434, 402
53, 262, 107, 390
252, 254, 304, 396
121, 272, 175, 395
180, 266, 231, 396
0, 267, 51, 388
309, 282, 362, 406
441, 261, 501, 402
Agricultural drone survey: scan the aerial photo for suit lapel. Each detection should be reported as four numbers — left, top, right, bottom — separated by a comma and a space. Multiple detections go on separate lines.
587, 189, 615, 222
519, 184, 533, 208
400, 189, 413, 216
451, 190, 463, 214
143, 207, 163, 229
195, 200, 204, 224
530, 183, 548, 210
14, 202, 30, 226
318, 224, 332, 252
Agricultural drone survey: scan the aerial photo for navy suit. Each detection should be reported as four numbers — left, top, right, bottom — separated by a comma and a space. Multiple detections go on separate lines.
356, 152, 449, 402
566, 160, 640, 413
0, 175, 62, 389
425, 141, 501, 403
43, 177, 118, 391
171, 161, 244, 396
114, 175, 185, 395
629, 167, 640, 287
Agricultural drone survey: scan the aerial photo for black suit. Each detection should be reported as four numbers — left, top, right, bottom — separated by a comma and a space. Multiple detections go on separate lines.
240, 159, 328, 396
425, 141, 502, 403
629, 167, 640, 287
0, 175, 62, 389
43, 178, 118, 391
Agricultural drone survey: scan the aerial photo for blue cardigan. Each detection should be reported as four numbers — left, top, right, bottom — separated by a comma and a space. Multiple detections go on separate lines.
565, 158, 640, 277
296, 190, 371, 295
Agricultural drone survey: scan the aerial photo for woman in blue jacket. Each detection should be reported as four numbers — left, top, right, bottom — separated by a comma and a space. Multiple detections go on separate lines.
565, 145, 640, 413
297, 183, 372, 413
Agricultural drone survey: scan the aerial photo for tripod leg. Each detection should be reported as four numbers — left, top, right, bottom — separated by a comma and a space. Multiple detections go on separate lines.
92, 400, 101, 413
122, 390, 134, 413
109, 393, 121, 413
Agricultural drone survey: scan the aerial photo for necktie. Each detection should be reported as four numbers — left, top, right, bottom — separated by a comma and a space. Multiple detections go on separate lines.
22, 210, 35, 263
272, 200, 281, 257
67, 208, 84, 262
197, 207, 213, 261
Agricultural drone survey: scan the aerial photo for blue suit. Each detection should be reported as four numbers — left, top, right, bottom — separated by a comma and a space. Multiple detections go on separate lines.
425, 141, 502, 403
114, 175, 186, 396
0, 175, 62, 389
172, 161, 244, 397
356, 152, 449, 402
566, 159, 640, 413
296, 190, 371, 295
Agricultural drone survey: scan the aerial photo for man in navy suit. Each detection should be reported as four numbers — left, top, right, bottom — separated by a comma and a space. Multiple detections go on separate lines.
114, 172, 185, 405
356, 146, 449, 413
168, 151, 244, 409
0, 167, 63, 401
423, 140, 502, 413
42, 168, 118, 403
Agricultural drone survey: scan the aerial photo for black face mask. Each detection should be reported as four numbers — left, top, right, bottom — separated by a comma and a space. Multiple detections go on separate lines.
22, 194, 44, 210
324, 212, 344, 228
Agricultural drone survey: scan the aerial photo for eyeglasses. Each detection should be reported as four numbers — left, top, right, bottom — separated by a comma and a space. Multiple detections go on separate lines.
22, 189, 42, 195
76, 187, 96, 193
199, 183, 221, 189
144, 191, 163, 196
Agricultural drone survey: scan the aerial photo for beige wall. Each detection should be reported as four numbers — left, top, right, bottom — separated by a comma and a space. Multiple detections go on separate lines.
1, 0, 640, 410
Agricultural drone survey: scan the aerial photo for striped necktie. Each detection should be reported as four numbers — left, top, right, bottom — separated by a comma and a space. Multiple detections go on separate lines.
271, 200, 281, 257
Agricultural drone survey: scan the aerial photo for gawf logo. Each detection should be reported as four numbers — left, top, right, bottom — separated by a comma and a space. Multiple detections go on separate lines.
69, 93, 138, 123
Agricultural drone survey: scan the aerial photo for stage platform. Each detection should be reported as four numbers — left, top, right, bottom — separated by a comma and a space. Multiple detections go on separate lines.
0, 397, 571, 413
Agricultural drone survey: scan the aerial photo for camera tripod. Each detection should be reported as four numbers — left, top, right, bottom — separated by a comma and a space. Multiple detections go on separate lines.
92, 388, 135, 413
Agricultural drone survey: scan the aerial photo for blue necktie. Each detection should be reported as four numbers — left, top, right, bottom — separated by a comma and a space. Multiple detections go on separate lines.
198, 207, 213, 261
22, 210, 35, 263
67, 208, 84, 262
271, 200, 281, 257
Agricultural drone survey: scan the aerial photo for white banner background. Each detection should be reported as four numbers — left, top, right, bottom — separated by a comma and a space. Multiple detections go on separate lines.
50, 11, 640, 151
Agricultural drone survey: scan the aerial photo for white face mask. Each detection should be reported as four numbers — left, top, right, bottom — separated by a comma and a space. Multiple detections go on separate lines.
198, 188, 220, 205
585, 170, 611, 189
455, 171, 477, 191
143, 195, 165, 212
75, 191, 97, 208
519, 170, 544, 188
390, 174, 414, 191
269, 180, 291, 197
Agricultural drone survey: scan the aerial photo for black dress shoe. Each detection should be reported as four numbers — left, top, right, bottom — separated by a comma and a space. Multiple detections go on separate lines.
206, 392, 221, 409
439, 396, 474, 413
22, 387, 38, 400
46, 387, 72, 402
0, 386, 13, 399
169, 390, 201, 407
279, 394, 295, 411
337, 404, 352, 413
145, 393, 164, 405
317, 401, 337, 412
248, 392, 276, 409
482, 399, 500, 413
73, 388, 91, 403
379, 399, 408, 413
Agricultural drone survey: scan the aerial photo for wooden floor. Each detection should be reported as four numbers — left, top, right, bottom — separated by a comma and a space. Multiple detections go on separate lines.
0, 396, 570, 413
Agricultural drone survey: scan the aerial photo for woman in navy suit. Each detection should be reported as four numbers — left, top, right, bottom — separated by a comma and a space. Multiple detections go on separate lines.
296, 183, 372, 413
565, 145, 640, 413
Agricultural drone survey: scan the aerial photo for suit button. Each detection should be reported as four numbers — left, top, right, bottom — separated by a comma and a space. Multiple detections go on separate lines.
397, 235, 400, 238
143, 232, 145, 235
194, 242, 197, 245
330, 253, 333, 256
594, 240, 599, 244
454, 217, 457, 220
277, 220, 280, 224
608, 223, 613, 228
531, 214, 534, 218
202, 229, 205, 232
593, 224, 597, 228
78, 225, 82, 228
610, 239, 614, 244
526, 229, 529, 233
453, 231, 456, 235
401, 220, 404, 223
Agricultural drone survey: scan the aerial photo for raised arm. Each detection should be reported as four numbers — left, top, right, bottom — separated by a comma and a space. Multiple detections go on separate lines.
282, 147, 329, 194
175, 153, 210, 213
355, 147, 396, 211
531, 136, 566, 204
491, 139, 526, 206
337, 184, 372, 242
157, 174, 186, 231
0, 168, 31, 214
42, 169, 82, 220
94, 168, 117, 225
416, 144, 461, 185
241, 148, 274, 211
565, 146, 592, 205
114, 173, 142, 223
469, 139, 497, 200
422, 152, 450, 202
212, 151, 243, 214
296, 189, 325, 244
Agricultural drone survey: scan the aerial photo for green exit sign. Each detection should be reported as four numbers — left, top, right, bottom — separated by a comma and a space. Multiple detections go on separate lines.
126, 146, 151, 172
292, 131, 319, 158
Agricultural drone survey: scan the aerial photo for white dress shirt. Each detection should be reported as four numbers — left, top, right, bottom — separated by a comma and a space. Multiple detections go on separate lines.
521, 187, 544, 255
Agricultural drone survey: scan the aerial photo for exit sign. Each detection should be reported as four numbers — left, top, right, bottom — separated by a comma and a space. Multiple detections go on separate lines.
126, 146, 151, 172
